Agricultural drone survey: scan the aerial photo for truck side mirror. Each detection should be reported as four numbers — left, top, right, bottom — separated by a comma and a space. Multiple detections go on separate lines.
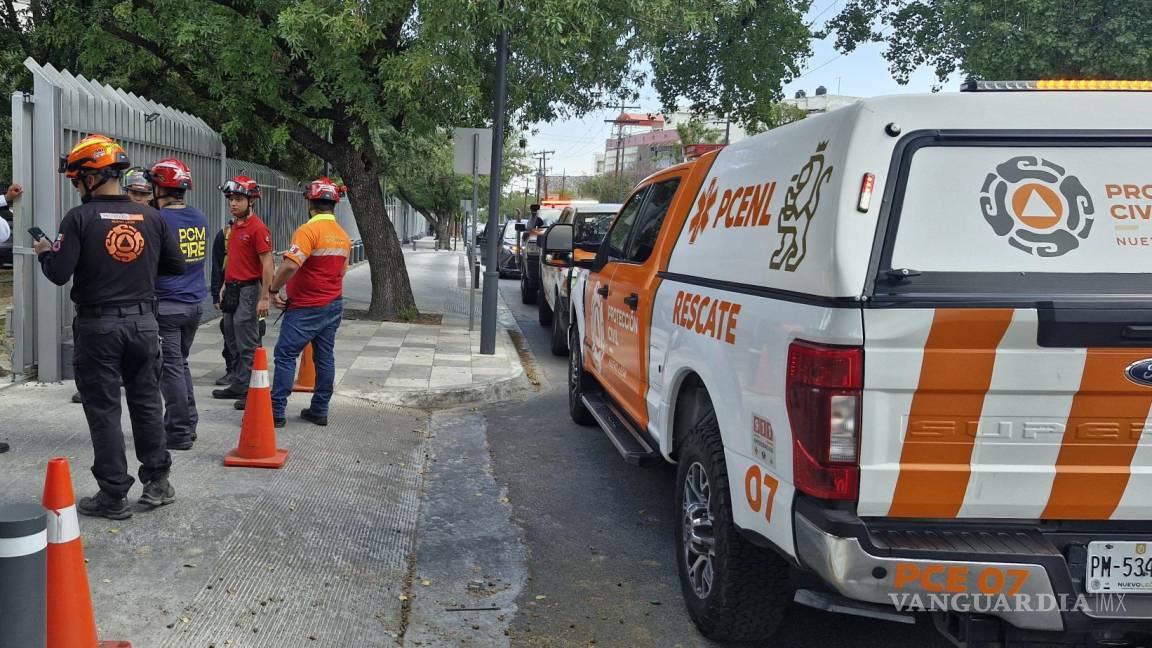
542, 223, 573, 254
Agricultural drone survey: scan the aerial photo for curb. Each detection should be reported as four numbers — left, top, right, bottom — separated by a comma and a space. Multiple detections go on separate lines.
336, 286, 538, 410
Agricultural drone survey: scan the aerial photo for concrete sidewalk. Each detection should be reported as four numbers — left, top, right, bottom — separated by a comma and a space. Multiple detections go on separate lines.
0, 247, 532, 646
185, 248, 530, 409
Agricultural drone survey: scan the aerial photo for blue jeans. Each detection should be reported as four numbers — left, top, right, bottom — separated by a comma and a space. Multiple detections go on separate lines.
271, 299, 343, 420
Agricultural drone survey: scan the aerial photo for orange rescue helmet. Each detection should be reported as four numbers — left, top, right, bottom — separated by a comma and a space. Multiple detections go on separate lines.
58, 134, 130, 178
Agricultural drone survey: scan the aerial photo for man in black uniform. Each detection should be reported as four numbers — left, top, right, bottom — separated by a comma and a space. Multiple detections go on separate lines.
33, 134, 186, 520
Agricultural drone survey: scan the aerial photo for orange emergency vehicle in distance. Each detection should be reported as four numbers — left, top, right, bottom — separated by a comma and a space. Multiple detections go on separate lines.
541, 81, 1152, 647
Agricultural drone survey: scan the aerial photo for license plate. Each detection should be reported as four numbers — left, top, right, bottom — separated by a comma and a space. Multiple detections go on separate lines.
1087, 541, 1152, 594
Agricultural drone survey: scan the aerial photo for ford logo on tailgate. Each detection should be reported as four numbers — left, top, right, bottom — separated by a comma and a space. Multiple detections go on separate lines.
1124, 359, 1152, 387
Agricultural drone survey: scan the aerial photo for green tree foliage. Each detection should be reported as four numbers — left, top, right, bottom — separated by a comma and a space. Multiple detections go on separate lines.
579, 172, 646, 203
649, 0, 813, 126
0, 0, 813, 316
675, 116, 723, 146
825, 0, 1152, 84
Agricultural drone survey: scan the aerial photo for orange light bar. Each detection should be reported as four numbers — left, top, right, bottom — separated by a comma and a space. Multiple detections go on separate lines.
962, 79, 1152, 92
1037, 79, 1152, 91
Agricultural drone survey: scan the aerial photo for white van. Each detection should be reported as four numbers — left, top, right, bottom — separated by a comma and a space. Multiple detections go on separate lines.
542, 81, 1152, 647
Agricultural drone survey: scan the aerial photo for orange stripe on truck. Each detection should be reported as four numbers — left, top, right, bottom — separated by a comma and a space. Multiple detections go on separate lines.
887, 309, 1014, 518
1041, 349, 1152, 520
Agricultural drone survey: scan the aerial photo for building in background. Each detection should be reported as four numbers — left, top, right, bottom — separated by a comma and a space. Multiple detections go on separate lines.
592, 88, 859, 176
785, 85, 861, 115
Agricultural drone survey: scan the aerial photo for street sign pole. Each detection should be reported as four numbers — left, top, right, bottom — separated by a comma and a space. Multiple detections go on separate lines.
481, 2, 507, 355
469, 132, 479, 331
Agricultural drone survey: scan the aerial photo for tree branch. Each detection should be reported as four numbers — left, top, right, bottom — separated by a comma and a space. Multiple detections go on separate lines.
100, 21, 338, 162
1, 0, 32, 58
396, 186, 439, 226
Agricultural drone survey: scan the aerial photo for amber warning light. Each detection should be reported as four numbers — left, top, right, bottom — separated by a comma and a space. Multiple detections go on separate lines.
857, 173, 876, 213
962, 79, 1152, 92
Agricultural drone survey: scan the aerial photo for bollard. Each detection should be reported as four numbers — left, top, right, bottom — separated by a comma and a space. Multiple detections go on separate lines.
473, 262, 481, 289
0, 503, 47, 648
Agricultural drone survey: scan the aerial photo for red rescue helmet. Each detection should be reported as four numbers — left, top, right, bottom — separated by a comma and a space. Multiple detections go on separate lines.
148, 158, 193, 190
58, 134, 130, 179
220, 175, 261, 199
303, 177, 346, 203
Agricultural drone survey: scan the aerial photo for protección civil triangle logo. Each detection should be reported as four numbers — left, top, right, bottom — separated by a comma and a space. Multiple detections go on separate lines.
979, 156, 1095, 257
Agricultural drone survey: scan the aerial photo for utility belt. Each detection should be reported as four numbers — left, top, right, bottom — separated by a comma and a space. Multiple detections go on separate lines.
221, 279, 260, 314
76, 301, 155, 319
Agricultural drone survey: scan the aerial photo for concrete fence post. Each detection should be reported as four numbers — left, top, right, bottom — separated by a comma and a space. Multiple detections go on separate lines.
0, 503, 47, 648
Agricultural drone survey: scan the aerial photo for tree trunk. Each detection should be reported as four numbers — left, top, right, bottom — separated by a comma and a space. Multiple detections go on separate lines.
433, 218, 450, 250
333, 121, 417, 319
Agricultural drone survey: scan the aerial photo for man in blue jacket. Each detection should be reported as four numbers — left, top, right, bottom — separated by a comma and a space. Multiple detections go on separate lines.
149, 158, 209, 451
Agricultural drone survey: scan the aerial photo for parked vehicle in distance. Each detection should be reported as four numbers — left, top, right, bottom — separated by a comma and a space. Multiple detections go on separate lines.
546, 81, 1152, 647
537, 203, 621, 355
515, 204, 566, 305
493, 219, 526, 278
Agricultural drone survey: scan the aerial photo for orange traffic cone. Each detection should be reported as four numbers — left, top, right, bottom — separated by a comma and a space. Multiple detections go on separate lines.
42, 457, 132, 648
292, 343, 316, 393
224, 347, 288, 469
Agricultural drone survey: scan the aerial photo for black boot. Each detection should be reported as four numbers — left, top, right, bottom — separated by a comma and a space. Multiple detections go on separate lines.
139, 479, 176, 508
212, 387, 246, 400
300, 408, 328, 427
78, 491, 132, 520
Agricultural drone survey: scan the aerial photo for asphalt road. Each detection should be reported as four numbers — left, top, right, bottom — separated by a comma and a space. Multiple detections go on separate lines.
484, 276, 950, 648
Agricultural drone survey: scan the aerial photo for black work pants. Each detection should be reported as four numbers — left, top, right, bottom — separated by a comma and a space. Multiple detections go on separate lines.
158, 301, 202, 445
72, 312, 172, 499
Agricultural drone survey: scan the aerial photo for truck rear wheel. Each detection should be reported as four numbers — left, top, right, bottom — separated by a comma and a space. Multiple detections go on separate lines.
520, 272, 536, 305
538, 286, 553, 326
550, 302, 569, 356
675, 398, 791, 642
568, 324, 595, 426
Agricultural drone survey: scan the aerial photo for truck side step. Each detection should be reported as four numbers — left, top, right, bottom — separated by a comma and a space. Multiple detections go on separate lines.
581, 393, 662, 466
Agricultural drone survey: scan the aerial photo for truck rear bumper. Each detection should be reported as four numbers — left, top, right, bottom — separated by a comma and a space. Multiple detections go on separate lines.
793, 498, 1152, 642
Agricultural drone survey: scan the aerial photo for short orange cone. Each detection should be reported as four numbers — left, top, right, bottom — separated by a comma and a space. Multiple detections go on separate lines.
42, 457, 132, 648
293, 343, 316, 393
224, 347, 288, 469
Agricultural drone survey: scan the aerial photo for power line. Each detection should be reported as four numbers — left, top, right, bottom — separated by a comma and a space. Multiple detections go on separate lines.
808, 0, 845, 24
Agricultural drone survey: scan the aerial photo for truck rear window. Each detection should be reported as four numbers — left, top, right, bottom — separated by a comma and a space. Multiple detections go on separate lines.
879, 139, 1152, 300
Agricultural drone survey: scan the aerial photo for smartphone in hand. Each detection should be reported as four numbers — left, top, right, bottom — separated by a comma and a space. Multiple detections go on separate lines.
28, 226, 46, 242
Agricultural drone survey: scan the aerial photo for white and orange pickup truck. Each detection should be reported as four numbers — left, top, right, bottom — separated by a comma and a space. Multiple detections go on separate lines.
541, 80, 1152, 647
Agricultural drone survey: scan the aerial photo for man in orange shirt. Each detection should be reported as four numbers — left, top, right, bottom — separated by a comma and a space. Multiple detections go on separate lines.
267, 177, 351, 427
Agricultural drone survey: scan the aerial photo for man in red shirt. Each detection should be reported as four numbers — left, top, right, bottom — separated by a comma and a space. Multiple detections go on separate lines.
213, 176, 273, 406
267, 177, 352, 427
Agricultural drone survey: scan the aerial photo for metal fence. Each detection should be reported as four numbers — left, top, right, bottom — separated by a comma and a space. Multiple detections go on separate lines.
8, 59, 423, 382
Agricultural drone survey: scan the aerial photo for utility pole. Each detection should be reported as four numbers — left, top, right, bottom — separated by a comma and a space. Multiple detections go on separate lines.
533, 150, 555, 201
480, 0, 507, 356
603, 102, 640, 177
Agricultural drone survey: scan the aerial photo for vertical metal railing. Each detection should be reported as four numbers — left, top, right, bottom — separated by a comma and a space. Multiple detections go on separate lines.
9, 59, 420, 382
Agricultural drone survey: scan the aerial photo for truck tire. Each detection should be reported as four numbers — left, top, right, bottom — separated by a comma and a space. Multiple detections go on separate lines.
520, 272, 536, 305
538, 286, 553, 326
568, 324, 595, 426
675, 398, 791, 642
550, 302, 569, 356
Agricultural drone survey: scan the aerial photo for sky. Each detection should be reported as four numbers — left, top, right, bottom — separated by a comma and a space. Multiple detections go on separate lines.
522, 2, 957, 178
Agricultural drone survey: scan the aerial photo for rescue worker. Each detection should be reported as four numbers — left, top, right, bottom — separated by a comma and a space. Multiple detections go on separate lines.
213, 176, 272, 408
210, 176, 262, 387
71, 166, 149, 405
123, 167, 152, 204
0, 182, 20, 453
150, 158, 208, 450
34, 134, 185, 519
210, 215, 235, 386
268, 177, 352, 427
71, 168, 152, 405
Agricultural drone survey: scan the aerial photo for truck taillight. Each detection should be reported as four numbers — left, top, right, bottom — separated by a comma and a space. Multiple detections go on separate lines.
786, 340, 863, 501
